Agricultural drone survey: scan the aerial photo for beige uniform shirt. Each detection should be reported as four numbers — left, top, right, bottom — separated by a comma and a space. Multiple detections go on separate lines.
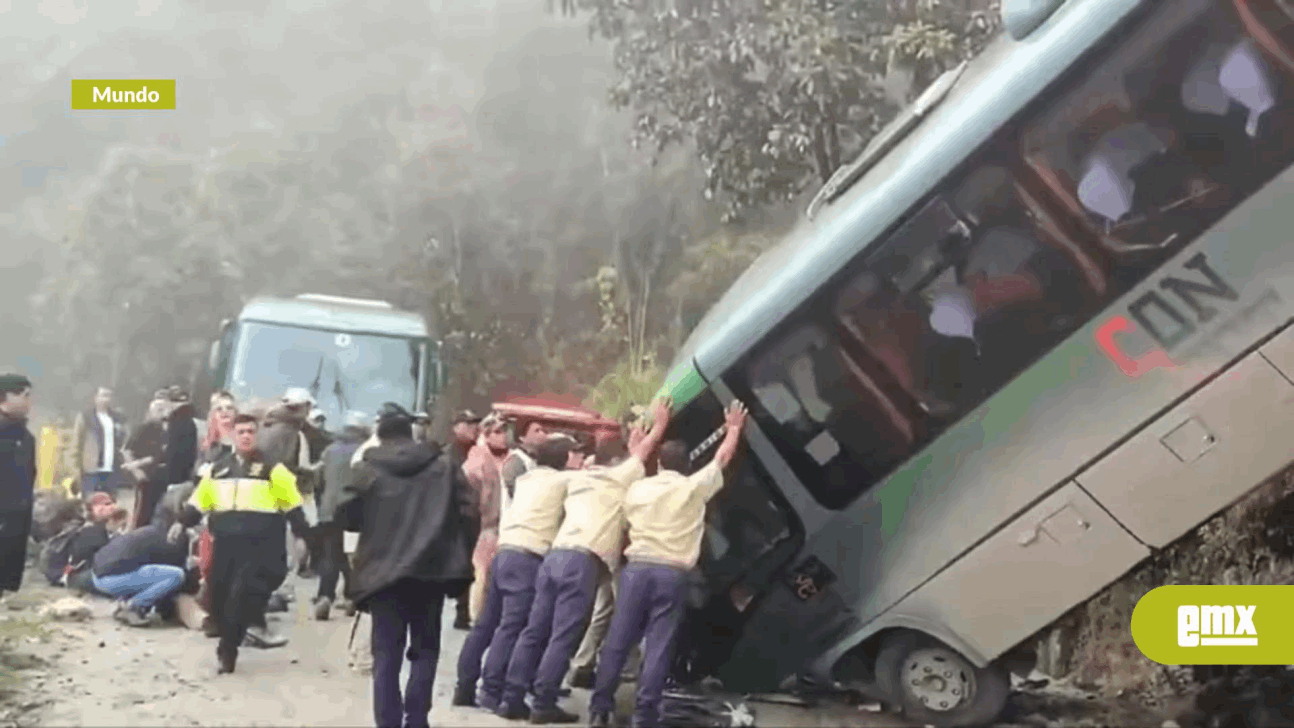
623, 461, 725, 570
551, 457, 646, 571
498, 466, 573, 557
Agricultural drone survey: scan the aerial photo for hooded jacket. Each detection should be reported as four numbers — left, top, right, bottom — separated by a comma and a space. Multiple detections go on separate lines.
337, 438, 479, 608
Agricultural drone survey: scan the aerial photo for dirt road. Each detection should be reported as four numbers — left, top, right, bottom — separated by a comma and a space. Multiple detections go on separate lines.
0, 573, 926, 728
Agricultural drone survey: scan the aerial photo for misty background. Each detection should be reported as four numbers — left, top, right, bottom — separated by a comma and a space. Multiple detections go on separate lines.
0, 0, 997, 430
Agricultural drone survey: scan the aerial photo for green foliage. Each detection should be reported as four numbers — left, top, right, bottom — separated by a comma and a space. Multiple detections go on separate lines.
585, 354, 667, 422
570, 0, 1000, 219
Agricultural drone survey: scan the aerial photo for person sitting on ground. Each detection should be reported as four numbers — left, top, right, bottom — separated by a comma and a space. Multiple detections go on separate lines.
42, 492, 121, 593
91, 492, 191, 627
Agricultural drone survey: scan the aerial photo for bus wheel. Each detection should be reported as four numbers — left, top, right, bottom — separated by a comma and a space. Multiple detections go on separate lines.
875, 632, 1009, 728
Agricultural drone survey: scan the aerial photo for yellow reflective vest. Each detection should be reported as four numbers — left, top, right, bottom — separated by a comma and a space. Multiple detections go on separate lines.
189, 450, 304, 540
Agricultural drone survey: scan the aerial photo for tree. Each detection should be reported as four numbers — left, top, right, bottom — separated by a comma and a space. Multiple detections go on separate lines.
565, 0, 999, 219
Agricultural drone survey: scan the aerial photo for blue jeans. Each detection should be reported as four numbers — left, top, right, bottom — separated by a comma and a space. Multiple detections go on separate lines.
92, 564, 186, 611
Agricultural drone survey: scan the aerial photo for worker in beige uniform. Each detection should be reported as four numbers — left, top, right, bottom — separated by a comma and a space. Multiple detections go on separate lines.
499, 398, 672, 723
588, 401, 748, 728
454, 433, 579, 715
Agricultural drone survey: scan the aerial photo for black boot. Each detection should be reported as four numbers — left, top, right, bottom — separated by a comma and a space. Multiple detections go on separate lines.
215, 648, 236, 675
451, 685, 476, 708
529, 707, 579, 724
495, 702, 531, 721
569, 667, 595, 690
454, 595, 471, 631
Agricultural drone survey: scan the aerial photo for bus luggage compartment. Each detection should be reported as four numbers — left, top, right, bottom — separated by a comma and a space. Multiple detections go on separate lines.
1076, 329, 1294, 549
888, 481, 1149, 664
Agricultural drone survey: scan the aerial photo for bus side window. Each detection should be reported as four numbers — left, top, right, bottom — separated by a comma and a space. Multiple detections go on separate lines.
1023, 0, 1294, 269
740, 322, 915, 509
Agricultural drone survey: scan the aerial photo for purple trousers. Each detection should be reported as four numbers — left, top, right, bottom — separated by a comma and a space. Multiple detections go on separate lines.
369, 579, 447, 728
589, 562, 689, 727
454, 547, 542, 707
501, 549, 604, 711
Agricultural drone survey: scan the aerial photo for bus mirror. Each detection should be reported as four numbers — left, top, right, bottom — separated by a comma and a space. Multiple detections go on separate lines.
208, 340, 220, 371
218, 318, 232, 334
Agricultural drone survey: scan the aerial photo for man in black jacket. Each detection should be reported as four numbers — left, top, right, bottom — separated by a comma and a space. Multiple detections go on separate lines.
337, 402, 478, 728
162, 387, 198, 491
0, 373, 35, 596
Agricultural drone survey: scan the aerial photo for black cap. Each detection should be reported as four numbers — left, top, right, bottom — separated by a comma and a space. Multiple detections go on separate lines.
376, 402, 414, 425
0, 373, 31, 395
453, 410, 483, 425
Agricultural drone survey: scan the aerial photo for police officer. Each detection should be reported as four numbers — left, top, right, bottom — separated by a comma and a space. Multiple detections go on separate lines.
177, 413, 310, 674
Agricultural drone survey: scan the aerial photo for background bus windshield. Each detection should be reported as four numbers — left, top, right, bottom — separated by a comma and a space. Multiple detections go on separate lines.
229, 321, 423, 426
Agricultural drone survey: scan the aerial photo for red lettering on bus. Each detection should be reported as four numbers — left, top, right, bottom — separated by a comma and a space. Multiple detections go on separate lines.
1094, 315, 1176, 378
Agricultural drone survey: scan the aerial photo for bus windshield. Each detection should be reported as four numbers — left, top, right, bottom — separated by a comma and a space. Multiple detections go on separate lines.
229, 321, 425, 425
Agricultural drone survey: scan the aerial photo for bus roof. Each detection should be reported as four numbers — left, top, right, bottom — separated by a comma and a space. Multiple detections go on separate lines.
670, 0, 1143, 390
238, 295, 429, 338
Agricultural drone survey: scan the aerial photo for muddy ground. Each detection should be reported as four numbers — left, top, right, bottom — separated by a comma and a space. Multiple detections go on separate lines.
0, 567, 1178, 728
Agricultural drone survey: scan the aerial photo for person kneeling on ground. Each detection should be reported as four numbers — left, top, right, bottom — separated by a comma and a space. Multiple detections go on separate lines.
91, 493, 191, 627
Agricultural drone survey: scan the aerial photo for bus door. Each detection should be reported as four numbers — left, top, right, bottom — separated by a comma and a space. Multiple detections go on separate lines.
665, 386, 812, 690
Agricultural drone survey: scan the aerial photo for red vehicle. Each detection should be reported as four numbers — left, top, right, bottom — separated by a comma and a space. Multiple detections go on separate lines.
489, 396, 622, 452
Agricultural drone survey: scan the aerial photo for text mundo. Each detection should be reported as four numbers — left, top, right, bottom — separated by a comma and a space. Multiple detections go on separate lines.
91, 86, 161, 104
1177, 604, 1258, 647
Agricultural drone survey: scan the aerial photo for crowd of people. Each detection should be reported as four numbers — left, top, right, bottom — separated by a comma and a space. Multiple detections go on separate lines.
0, 370, 753, 728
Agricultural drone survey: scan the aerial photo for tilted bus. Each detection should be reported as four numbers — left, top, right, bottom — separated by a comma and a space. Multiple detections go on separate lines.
654, 0, 1294, 724
195, 294, 445, 429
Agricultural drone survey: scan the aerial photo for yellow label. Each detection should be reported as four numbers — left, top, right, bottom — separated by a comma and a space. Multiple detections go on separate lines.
1131, 585, 1294, 664
70, 79, 176, 110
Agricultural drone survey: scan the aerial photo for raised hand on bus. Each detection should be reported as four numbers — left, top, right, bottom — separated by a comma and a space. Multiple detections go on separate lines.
714, 400, 749, 470
627, 424, 647, 451
630, 396, 673, 464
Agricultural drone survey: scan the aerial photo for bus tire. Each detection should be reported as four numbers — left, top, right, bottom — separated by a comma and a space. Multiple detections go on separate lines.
875, 631, 1010, 728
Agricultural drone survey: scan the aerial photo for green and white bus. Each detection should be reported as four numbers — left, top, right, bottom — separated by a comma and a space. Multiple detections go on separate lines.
656, 0, 1294, 724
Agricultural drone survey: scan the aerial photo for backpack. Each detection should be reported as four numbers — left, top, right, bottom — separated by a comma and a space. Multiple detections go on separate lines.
39, 523, 85, 586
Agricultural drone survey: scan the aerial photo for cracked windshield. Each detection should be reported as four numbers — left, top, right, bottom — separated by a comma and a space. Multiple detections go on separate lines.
8, 0, 1294, 727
